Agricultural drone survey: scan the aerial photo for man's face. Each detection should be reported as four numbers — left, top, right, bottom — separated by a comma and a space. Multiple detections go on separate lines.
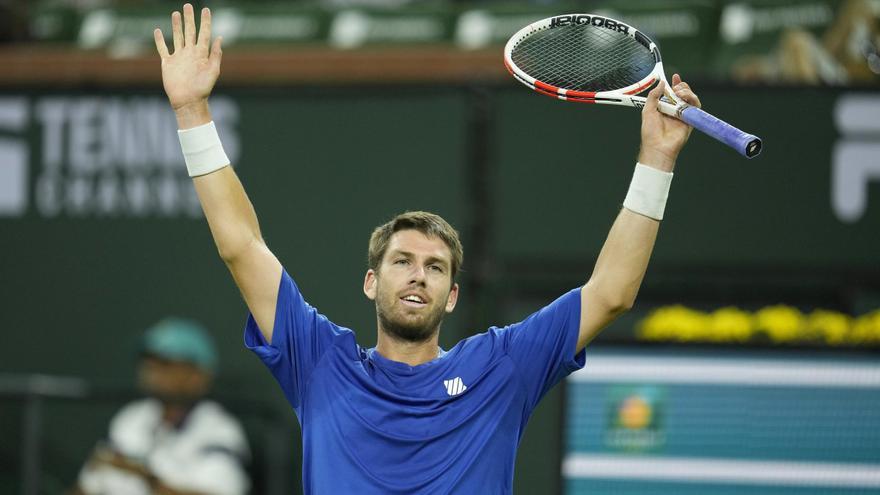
138, 355, 211, 405
364, 229, 459, 343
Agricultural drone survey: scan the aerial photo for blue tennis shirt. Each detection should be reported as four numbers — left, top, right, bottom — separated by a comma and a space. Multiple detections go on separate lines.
245, 270, 586, 494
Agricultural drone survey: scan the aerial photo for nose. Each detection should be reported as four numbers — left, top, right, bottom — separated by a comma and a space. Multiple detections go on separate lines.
409, 265, 427, 285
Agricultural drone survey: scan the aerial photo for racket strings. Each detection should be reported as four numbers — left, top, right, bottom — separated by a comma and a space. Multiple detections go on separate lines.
511, 25, 655, 92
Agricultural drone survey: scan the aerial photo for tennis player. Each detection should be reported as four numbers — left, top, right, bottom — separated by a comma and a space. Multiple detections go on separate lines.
154, 4, 699, 493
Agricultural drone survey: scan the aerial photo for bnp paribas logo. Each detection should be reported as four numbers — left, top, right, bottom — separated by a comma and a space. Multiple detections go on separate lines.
604, 385, 666, 452
0, 98, 29, 217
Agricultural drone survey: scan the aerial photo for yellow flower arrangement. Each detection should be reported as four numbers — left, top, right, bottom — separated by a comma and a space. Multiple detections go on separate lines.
636, 305, 880, 346
754, 305, 804, 343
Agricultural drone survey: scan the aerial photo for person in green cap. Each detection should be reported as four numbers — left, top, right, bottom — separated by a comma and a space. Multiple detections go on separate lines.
73, 318, 250, 495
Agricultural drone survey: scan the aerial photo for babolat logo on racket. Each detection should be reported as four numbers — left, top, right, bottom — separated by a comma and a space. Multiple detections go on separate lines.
549, 15, 629, 34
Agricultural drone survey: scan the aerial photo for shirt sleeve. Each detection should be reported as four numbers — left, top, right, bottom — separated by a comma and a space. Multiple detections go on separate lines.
244, 269, 349, 409
498, 288, 586, 411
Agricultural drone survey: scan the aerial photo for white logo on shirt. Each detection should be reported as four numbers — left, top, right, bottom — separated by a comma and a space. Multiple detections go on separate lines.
443, 377, 467, 396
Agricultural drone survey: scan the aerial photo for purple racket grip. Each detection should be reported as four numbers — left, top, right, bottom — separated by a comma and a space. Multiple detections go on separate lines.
680, 106, 762, 158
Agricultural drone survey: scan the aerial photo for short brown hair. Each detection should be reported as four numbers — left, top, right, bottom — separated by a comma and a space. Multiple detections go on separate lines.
368, 211, 463, 280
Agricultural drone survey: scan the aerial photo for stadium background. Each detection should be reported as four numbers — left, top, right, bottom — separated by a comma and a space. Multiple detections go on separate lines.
1, 0, 879, 493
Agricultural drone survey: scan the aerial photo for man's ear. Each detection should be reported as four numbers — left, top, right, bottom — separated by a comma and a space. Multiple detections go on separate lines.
445, 282, 459, 313
363, 269, 378, 300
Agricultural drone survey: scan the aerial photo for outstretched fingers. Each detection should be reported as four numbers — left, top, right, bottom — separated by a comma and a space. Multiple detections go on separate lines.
183, 3, 197, 47
165, 5, 214, 59
210, 36, 223, 69
197, 7, 212, 56
153, 28, 169, 58
171, 10, 183, 52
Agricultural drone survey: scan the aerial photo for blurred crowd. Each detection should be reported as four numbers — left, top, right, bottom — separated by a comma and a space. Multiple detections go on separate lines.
2, 0, 879, 84
731, 0, 880, 85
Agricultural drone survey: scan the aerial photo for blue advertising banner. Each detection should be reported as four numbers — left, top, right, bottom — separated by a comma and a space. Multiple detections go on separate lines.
564, 349, 880, 494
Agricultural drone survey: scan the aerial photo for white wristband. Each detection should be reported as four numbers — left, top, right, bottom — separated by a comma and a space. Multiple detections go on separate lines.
178, 121, 230, 177
622, 162, 673, 221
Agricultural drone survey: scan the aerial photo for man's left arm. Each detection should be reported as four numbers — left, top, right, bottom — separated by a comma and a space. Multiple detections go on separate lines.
577, 75, 701, 352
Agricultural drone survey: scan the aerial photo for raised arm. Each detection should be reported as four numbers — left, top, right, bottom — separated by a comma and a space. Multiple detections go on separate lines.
155, 4, 281, 341
576, 75, 700, 352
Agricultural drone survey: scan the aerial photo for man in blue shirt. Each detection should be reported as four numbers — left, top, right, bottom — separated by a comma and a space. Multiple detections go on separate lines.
155, 5, 700, 493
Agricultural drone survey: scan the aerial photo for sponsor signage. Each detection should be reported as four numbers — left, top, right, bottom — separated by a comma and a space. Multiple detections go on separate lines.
0, 95, 239, 219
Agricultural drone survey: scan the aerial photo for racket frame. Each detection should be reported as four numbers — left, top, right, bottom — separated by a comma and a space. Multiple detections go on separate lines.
504, 13, 762, 158
504, 14, 689, 120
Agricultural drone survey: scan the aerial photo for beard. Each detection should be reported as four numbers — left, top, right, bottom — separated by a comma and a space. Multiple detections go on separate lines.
376, 292, 448, 343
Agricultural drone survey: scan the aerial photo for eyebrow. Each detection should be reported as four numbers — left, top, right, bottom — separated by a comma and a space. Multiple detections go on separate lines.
391, 250, 450, 268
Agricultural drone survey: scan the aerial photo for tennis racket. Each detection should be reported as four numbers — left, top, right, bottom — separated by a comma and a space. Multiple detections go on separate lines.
504, 14, 762, 159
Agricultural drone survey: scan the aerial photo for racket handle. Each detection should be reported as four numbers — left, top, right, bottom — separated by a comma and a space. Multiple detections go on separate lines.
680, 106, 762, 159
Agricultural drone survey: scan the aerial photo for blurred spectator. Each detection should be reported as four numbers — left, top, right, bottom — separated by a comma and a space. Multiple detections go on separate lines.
72, 318, 250, 495
733, 0, 880, 85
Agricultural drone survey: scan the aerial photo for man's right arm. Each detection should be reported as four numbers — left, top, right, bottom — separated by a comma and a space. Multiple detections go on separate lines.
193, 159, 282, 343
155, 4, 281, 341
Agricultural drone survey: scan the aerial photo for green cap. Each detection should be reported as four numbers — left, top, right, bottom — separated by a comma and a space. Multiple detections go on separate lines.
142, 318, 218, 372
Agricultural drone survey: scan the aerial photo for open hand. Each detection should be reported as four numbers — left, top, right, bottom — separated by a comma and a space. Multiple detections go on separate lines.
638, 74, 701, 172
154, 4, 222, 115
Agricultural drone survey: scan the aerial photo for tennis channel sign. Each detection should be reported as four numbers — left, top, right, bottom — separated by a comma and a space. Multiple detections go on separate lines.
0, 96, 240, 219
1, 91, 878, 225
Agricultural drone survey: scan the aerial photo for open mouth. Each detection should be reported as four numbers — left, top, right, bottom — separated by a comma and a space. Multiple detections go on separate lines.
400, 294, 428, 308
